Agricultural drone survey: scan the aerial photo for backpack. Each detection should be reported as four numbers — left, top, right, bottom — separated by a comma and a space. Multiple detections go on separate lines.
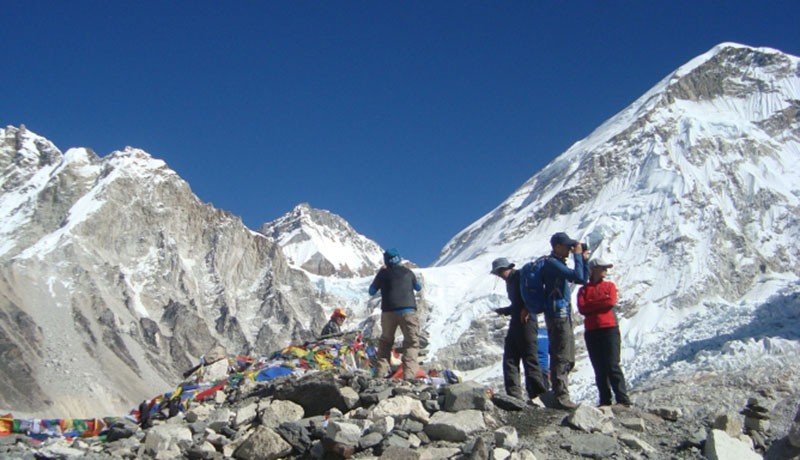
519, 256, 550, 315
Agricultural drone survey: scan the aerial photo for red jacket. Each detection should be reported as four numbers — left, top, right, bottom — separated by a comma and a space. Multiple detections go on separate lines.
577, 280, 618, 331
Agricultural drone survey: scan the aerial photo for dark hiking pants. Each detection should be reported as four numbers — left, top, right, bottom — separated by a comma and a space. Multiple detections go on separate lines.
585, 326, 630, 405
503, 317, 548, 400
546, 315, 575, 404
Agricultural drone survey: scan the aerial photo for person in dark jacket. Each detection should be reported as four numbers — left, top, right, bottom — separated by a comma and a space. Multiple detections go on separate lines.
491, 257, 548, 402
369, 248, 422, 380
577, 258, 631, 407
541, 232, 589, 409
320, 308, 348, 337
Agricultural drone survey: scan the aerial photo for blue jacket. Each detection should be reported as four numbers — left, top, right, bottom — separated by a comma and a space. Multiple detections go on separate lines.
541, 252, 589, 319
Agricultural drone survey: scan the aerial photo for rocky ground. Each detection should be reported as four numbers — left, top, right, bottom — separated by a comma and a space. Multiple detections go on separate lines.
1, 367, 799, 459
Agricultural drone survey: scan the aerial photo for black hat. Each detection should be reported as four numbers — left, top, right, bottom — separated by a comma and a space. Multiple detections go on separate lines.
550, 232, 579, 247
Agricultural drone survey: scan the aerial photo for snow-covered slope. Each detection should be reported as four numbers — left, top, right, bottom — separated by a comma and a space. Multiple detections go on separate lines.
424, 43, 800, 399
260, 203, 384, 278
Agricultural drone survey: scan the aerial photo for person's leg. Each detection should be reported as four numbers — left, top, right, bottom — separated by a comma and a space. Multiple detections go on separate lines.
606, 327, 631, 405
398, 311, 421, 379
547, 316, 575, 407
503, 324, 525, 399
375, 312, 398, 378
585, 329, 612, 405
520, 319, 547, 398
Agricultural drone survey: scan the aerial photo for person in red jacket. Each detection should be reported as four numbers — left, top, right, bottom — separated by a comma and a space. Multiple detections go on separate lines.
577, 258, 631, 407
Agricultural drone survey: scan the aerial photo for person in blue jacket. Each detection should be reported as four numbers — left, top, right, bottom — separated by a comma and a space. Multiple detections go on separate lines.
541, 232, 589, 409
369, 248, 423, 380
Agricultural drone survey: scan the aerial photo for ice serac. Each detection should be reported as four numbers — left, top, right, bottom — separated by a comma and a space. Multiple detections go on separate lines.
0, 126, 324, 417
260, 203, 385, 277
428, 43, 800, 407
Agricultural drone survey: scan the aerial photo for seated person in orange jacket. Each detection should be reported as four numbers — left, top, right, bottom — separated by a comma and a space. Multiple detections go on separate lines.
577, 258, 631, 407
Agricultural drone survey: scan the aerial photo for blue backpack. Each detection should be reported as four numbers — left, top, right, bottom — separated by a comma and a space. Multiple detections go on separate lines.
519, 256, 550, 315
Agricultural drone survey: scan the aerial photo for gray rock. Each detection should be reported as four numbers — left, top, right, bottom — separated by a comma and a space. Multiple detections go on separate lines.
260, 399, 304, 428
494, 426, 519, 450
142, 423, 193, 454
464, 435, 490, 460
713, 411, 743, 437
274, 371, 350, 416
565, 403, 614, 434
398, 418, 424, 433
618, 433, 656, 453
380, 445, 421, 459
359, 431, 384, 450
491, 394, 526, 412
417, 446, 461, 459
493, 447, 511, 460
340, 386, 361, 410
369, 415, 395, 436
704, 429, 761, 460
442, 381, 489, 412
653, 406, 682, 421
275, 421, 312, 453
233, 426, 293, 460
324, 420, 362, 446
372, 395, 431, 423
360, 386, 394, 406
424, 410, 486, 442
564, 433, 618, 458
619, 417, 646, 432
232, 402, 259, 429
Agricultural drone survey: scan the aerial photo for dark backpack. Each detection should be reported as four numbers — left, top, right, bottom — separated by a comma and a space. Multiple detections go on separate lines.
519, 256, 550, 314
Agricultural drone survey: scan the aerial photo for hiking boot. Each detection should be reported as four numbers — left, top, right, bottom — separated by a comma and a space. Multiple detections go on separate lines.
555, 399, 578, 410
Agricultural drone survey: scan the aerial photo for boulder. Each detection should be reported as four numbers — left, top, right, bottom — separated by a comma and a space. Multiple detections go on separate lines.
494, 426, 519, 450
564, 433, 618, 458
565, 403, 614, 434
372, 395, 431, 423
260, 399, 304, 428
424, 410, 486, 442
142, 423, 193, 454
442, 381, 489, 412
274, 371, 351, 416
325, 420, 363, 446
704, 429, 762, 460
713, 412, 743, 437
233, 426, 293, 460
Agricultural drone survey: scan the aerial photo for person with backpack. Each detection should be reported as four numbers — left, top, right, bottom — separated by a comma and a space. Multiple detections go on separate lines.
540, 232, 589, 409
490, 257, 548, 402
577, 258, 632, 407
320, 308, 348, 337
369, 248, 423, 380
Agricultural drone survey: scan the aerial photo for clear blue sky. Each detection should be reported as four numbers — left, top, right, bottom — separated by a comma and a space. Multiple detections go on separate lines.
3, 1, 799, 266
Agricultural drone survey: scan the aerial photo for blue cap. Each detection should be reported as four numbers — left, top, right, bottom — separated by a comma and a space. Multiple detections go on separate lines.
383, 248, 401, 265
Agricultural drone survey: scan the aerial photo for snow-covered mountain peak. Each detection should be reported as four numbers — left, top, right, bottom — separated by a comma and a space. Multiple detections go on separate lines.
260, 203, 384, 277
426, 43, 800, 402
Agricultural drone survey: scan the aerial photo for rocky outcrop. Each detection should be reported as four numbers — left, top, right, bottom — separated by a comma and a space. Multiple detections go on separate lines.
0, 367, 783, 459
0, 126, 325, 417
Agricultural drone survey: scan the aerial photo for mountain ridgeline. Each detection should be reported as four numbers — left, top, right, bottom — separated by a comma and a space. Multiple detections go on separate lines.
1, 42, 798, 437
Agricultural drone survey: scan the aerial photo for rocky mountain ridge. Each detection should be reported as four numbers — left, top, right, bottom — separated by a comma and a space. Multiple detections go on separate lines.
0, 126, 326, 418
259, 203, 385, 278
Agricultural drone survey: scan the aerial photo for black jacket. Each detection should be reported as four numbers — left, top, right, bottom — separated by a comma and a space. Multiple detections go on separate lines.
369, 264, 419, 311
